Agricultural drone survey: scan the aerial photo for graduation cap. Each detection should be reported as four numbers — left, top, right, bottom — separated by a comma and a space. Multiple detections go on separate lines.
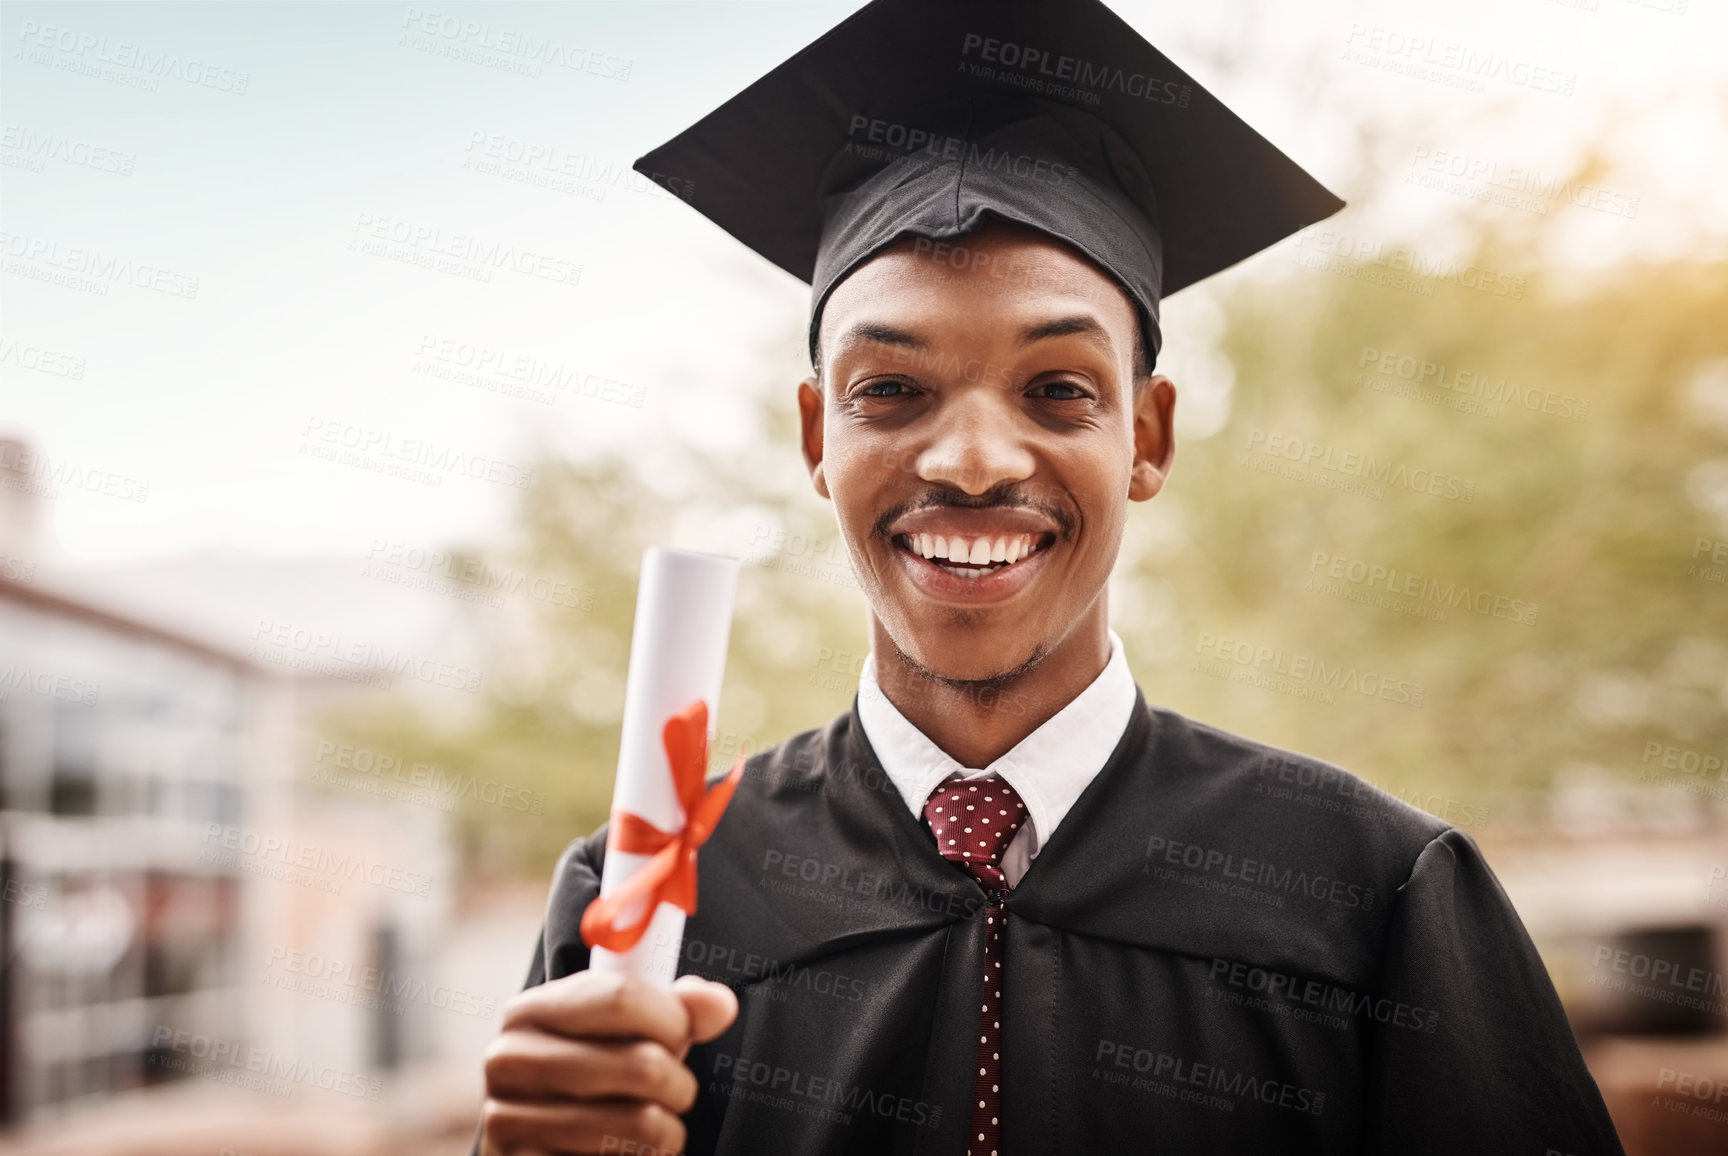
633, 0, 1344, 368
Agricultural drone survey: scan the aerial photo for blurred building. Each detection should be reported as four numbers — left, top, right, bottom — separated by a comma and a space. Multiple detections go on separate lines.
1488, 776, 1728, 1154
0, 565, 275, 1122
0, 439, 488, 1149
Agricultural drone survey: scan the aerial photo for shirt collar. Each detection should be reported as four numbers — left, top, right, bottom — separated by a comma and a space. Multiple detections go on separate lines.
856, 631, 1138, 853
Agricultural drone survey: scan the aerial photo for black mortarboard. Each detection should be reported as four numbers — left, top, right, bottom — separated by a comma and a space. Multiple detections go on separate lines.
633, 0, 1344, 367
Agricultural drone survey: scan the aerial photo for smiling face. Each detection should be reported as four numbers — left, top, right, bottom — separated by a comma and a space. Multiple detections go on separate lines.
798, 219, 1177, 687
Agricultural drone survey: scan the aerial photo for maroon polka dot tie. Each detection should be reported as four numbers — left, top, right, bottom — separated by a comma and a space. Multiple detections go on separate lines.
923, 774, 1028, 1156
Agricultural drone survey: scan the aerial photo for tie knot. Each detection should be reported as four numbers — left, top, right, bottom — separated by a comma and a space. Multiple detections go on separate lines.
923, 774, 1029, 889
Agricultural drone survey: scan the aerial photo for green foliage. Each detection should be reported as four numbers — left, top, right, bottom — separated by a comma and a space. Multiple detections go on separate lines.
327, 384, 870, 879
1122, 251, 1728, 816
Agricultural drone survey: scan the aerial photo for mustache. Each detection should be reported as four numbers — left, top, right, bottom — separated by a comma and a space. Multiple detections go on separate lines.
873, 483, 1075, 540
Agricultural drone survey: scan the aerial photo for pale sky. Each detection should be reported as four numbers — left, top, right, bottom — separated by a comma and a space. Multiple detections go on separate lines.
3, 0, 1723, 565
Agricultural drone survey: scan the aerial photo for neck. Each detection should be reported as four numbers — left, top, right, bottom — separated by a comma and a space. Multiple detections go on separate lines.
868, 608, 1112, 768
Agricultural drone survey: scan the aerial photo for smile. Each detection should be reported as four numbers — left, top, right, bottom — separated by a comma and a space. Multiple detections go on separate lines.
891, 531, 1054, 579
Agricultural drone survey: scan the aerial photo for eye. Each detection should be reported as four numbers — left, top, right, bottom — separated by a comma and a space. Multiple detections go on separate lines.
1032, 380, 1089, 401
858, 378, 915, 399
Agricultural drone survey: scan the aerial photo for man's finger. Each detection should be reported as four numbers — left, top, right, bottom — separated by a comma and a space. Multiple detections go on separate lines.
674, 976, 739, 1050
503, 970, 692, 1053
481, 1097, 686, 1155
485, 1030, 699, 1114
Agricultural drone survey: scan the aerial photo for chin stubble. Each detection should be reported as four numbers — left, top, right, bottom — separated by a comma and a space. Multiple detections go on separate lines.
885, 633, 1050, 695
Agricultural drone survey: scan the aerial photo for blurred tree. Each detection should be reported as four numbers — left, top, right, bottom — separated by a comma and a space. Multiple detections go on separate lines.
324, 343, 869, 878
1123, 239, 1728, 822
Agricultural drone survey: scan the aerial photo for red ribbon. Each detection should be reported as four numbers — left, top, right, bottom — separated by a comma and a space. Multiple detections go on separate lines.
580, 699, 745, 954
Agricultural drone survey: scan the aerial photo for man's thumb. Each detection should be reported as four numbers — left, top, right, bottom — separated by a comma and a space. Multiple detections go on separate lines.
672, 975, 738, 1049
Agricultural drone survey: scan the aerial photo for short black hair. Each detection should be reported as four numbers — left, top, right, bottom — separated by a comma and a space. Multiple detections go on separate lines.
1132, 330, 1153, 383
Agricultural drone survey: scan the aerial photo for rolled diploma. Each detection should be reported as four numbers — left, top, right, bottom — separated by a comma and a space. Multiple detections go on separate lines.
589, 548, 740, 987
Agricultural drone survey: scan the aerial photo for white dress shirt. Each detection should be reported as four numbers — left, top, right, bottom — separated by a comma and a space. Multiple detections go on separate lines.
856, 630, 1139, 886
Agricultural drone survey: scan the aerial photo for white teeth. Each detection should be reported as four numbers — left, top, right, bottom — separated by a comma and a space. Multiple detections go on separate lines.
903, 530, 1046, 569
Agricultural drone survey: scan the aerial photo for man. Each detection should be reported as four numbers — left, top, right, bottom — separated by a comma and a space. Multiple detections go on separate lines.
478, 1, 1625, 1153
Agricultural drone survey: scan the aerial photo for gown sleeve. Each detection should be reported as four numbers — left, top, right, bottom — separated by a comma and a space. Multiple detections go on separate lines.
1362, 827, 1625, 1155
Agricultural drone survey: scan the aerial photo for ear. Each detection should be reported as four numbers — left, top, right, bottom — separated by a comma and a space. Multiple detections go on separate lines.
797, 376, 829, 499
1128, 375, 1176, 502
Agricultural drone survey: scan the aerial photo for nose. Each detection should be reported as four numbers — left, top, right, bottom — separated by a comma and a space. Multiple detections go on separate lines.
912, 387, 1037, 496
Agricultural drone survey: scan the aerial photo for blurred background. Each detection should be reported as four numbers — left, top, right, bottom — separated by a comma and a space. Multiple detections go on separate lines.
1, 0, 1725, 1152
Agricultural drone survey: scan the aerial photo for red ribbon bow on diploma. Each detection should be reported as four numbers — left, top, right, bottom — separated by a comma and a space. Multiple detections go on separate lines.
579, 700, 746, 954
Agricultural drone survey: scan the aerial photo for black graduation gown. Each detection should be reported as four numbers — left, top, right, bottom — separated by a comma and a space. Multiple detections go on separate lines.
501, 691, 1624, 1155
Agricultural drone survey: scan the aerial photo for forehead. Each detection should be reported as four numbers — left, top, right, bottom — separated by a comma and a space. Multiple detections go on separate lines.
819, 222, 1140, 352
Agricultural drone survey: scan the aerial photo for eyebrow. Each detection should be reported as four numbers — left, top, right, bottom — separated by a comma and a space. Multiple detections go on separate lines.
828, 313, 1115, 366
1019, 314, 1115, 357
831, 322, 925, 359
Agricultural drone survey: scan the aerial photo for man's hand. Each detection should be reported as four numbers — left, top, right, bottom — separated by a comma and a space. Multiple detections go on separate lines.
480, 970, 739, 1156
